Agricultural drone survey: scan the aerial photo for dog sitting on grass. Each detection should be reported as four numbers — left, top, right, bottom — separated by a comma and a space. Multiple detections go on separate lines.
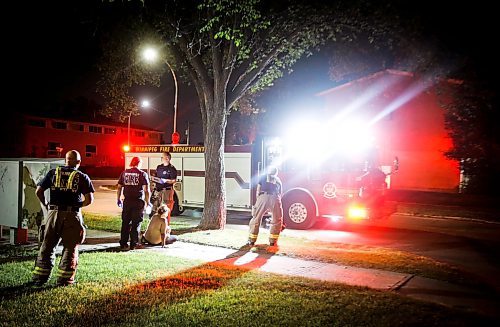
141, 204, 177, 247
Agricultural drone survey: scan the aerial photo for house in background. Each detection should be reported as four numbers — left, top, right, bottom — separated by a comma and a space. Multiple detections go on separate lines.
317, 69, 460, 192
21, 114, 164, 172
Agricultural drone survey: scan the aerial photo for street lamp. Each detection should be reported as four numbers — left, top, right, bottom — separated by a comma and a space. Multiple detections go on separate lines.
141, 99, 169, 116
142, 47, 179, 144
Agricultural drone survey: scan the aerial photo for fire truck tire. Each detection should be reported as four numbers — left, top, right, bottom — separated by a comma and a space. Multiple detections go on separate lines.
172, 193, 184, 216
282, 193, 317, 230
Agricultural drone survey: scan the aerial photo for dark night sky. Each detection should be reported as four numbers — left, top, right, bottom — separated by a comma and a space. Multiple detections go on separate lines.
4, 0, 497, 142
6, 2, 102, 106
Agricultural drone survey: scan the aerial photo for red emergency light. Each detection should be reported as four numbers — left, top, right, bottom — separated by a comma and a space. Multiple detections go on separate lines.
347, 204, 368, 220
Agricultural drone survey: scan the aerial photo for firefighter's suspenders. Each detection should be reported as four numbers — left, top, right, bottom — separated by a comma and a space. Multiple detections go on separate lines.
55, 167, 78, 190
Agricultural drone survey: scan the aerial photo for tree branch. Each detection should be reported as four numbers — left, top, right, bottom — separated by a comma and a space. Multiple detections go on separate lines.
227, 43, 283, 108
176, 34, 214, 101
222, 12, 239, 86
210, 29, 224, 95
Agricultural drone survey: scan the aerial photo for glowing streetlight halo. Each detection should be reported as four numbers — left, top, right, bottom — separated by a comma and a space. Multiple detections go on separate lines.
142, 47, 158, 62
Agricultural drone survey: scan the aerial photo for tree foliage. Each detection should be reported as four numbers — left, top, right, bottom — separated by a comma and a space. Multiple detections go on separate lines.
442, 81, 500, 194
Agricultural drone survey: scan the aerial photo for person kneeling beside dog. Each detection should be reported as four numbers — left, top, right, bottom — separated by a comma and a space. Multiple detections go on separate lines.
141, 204, 177, 247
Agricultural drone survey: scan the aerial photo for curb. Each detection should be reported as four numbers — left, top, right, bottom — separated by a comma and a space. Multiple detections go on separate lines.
389, 274, 414, 291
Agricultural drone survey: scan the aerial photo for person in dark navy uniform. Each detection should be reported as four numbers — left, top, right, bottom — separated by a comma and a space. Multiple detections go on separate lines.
33, 150, 95, 286
152, 152, 177, 224
117, 156, 151, 250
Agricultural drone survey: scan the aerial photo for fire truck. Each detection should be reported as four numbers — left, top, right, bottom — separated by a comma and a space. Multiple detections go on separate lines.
124, 121, 398, 229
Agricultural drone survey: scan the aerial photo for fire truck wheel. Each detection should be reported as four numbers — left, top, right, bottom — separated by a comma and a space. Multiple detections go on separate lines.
282, 193, 316, 230
172, 193, 184, 216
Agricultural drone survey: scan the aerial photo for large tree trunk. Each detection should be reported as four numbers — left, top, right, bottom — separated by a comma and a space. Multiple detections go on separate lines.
198, 92, 228, 230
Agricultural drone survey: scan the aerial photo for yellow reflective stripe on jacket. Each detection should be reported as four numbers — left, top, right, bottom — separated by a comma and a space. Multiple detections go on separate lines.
249, 233, 258, 240
269, 234, 279, 239
55, 167, 62, 188
66, 170, 77, 189
55, 167, 77, 190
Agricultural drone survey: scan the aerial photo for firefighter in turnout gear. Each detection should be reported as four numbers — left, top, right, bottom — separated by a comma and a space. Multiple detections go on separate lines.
117, 156, 151, 250
32, 150, 95, 286
247, 166, 283, 247
152, 152, 177, 224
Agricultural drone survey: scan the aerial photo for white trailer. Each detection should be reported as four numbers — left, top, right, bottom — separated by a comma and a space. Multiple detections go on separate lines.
124, 145, 254, 215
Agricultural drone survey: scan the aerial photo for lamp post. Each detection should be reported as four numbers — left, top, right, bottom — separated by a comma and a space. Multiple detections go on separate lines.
123, 112, 133, 152
127, 112, 132, 146
142, 47, 179, 144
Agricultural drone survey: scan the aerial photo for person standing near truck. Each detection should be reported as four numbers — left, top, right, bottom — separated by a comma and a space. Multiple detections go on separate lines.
117, 156, 151, 250
247, 166, 283, 247
152, 152, 177, 224
356, 165, 388, 219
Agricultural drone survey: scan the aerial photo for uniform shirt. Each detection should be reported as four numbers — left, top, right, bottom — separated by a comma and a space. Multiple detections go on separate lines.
144, 214, 170, 244
259, 174, 282, 195
118, 167, 150, 200
155, 164, 177, 191
38, 166, 95, 207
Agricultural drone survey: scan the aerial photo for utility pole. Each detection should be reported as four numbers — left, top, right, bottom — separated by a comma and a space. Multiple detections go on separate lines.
185, 121, 190, 145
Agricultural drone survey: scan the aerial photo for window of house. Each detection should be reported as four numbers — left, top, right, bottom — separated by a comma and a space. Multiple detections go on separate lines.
52, 121, 67, 130
134, 131, 145, 137
28, 119, 46, 128
47, 142, 62, 156
70, 123, 84, 131
89, 125, 102, 133
104, 127, 116, 134
86, 144, 97, 157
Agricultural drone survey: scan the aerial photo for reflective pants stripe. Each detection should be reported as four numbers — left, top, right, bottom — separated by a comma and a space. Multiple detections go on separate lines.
33, 266, 51, 275
57, 268, 75, 278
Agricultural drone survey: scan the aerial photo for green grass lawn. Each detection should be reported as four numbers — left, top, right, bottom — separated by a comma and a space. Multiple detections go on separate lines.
0, 251, 494, 326
82, 212, 198, 232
